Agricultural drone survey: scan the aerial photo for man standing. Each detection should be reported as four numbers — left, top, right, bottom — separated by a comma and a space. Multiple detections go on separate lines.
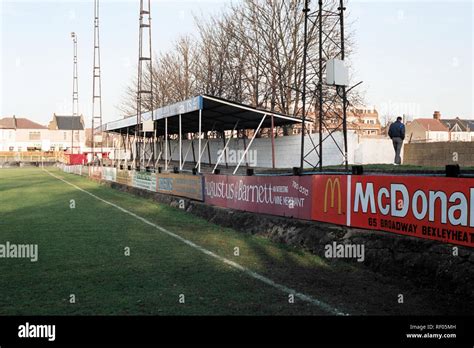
388, 117, 405, 165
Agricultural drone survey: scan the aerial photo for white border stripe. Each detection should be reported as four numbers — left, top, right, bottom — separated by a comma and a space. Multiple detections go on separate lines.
45, 169, 348, 316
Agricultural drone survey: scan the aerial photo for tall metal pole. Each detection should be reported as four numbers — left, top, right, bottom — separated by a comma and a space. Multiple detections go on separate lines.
71, 32, 78, 155
149, 0, 155, 168
300, 0, 309, 173
339, 0, 348, 170
301, 0, 352, 171
91, 0, 103, 165
318, 0, 324, 171
136, 0, 153, 170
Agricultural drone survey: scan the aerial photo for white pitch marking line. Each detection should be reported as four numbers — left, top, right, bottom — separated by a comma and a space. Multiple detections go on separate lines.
45, 168, 348, 316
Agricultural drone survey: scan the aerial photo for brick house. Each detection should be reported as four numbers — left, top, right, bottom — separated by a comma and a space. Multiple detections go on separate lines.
405, 111, 450, 142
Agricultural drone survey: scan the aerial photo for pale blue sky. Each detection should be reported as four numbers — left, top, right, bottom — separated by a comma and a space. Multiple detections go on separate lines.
1, 0, 472, 126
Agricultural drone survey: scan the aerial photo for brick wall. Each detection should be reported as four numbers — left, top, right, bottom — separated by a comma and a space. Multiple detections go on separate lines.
404, 142, 474, 167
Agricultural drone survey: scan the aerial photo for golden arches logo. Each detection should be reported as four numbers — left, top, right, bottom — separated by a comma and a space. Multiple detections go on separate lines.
324, 178, 342, 214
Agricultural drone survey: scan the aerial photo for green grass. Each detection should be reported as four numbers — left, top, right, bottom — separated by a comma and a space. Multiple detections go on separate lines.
0, 167, 344, 316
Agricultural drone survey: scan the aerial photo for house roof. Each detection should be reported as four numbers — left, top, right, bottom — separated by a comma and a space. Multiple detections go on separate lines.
441, 118, 474, 132
53, 115, 84, 130
412, 118, 448, 132
0, 118, 15, 129
464, 120, 474, 131
0, 117, 47, 129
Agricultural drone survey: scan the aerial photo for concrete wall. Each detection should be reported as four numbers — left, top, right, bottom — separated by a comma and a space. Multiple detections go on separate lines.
352, 137, 399, 165
404, 141, 474, 167
164, 131, 395, 168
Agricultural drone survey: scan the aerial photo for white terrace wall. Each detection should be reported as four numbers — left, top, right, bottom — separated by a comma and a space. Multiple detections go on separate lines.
352, 137, 401, 165
163, 131, 395, 168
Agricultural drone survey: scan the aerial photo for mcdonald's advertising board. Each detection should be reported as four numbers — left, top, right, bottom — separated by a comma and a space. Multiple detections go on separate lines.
349, 176, 474, 248
204, 174, 313, 220
312, 174, 474, 248
311, 175, 349, 226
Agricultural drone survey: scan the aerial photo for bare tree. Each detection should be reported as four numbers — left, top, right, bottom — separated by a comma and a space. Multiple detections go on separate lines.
120, 0, 362, 136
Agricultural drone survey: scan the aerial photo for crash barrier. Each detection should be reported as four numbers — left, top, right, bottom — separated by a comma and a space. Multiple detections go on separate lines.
204, 174, 312, 220
59, 164, 473, 248
311, 175, 473, 248
59, 164, 204, 201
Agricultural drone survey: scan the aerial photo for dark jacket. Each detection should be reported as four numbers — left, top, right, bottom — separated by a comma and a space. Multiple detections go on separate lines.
388, 121, 405, 140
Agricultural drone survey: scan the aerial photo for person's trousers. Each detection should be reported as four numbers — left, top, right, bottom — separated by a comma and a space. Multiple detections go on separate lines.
392, 137, 403, 165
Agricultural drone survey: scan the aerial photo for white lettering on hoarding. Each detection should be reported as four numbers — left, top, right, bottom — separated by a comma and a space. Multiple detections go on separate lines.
204, 179, 307, 209
353, 182, 474, 228
353, 183, 375, 213
391, 184, 409, 218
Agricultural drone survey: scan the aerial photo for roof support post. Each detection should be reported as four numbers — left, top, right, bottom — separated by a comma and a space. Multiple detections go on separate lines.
165, 117, 168, 172
191, 134, 196, 165
195, 127, 215, 169
222, 131, 228, 169
195, 137, 209, 169
181, 138, 193, 171
198, 109, 202, 173
146, 137, 153, 168
213, 121, 240, 174
206, 132, 212, 166
125, 128, 129, 168
195, 134, 211, 168
153, 124, 157, 168
242, 131, 249, 167
179, 113, 182, 171
132, 134, 136, 167
155, 136, 163, 167
142, 134, 146, 169
167, 138, 173, 167
271, 114, 276, 168
233, 114, 266, 175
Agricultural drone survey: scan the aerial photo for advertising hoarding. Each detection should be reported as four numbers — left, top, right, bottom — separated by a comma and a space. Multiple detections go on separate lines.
204, 174, 312, 220
311, 175, 349, 226
116, 169, 133, 186
132, 171, 157, 192
349, 176, 474, 248
88, 166, 102, 180
156, 173, 204, 201
312, 174, 474, 248
102, 167, 117, 182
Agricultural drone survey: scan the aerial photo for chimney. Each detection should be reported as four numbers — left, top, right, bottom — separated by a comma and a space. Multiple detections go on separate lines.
433, 111, 441, 120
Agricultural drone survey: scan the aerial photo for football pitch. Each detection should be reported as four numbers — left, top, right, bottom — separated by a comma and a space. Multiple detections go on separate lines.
0, 168, 462, 316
